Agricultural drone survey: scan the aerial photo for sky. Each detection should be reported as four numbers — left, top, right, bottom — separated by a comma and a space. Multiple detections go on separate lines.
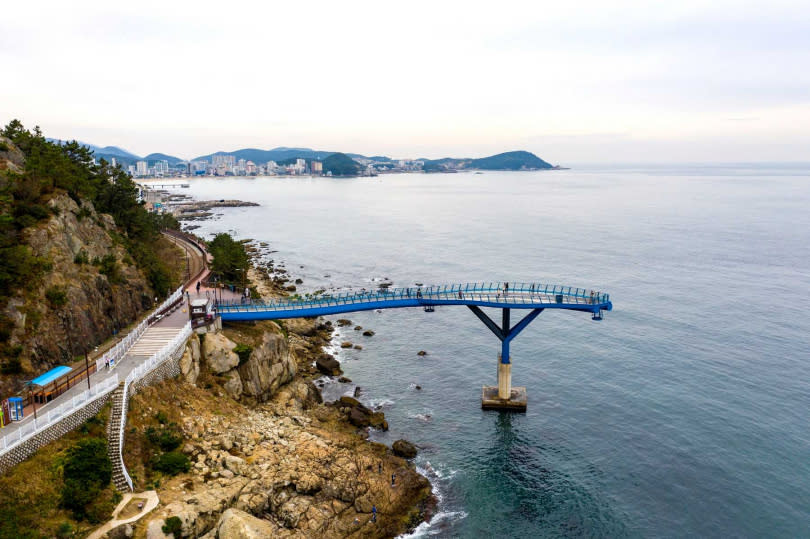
1, 0, 809, 163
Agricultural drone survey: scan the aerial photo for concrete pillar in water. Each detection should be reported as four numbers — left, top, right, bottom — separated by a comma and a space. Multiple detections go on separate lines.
498, 359, 512, 400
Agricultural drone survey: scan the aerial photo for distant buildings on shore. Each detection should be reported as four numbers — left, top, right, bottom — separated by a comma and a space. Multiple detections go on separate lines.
129, 156, 332, 178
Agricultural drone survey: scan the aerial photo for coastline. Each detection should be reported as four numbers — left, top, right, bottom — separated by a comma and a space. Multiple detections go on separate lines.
156, 203, 438, 536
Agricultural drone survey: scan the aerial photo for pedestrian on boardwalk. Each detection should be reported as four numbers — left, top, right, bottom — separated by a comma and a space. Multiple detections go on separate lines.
372, 505, 377, 523
196, 281, 201, 294
504, 282, 509, 295
105, 357, 110, 370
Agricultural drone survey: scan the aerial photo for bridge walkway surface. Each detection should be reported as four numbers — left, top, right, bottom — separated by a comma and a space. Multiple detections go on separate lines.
215, 282, 612, 320
215, 282, 613, 412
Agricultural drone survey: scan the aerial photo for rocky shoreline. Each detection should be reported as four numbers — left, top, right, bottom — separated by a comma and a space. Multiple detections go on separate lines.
118, 215, 434, 537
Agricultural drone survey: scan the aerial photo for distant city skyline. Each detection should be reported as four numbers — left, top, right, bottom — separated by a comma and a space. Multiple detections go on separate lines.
2, 0, 809, 163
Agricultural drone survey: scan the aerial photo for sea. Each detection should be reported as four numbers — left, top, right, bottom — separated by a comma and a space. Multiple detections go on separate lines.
167, 164, 810, 538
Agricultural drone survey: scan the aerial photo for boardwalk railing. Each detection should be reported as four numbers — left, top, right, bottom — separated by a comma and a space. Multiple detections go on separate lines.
1, 286, 185, 458
0, 375, 119, 452
216, 282, 611, 313
94, 287, 184, 372
117, 321, 192, 491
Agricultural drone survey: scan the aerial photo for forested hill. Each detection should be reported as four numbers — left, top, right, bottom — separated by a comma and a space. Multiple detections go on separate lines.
423, 151, 554, 172
471, 151, 553, 170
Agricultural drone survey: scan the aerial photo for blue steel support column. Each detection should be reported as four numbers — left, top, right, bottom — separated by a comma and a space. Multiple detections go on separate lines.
501, 309, 511, 364
467, 306, 544, 400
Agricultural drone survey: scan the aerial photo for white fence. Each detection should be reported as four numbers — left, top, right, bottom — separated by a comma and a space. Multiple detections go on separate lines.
117, 321, 192, 491
1, 286, 186, 457
95, 287, 184, 372
0, 375, 119, 451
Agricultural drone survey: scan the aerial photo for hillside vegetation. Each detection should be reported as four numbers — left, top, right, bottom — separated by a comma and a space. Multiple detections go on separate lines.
322, 152, 362, 176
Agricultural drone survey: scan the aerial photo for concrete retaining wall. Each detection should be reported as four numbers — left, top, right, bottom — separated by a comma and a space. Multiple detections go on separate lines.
0, 391, 113, 474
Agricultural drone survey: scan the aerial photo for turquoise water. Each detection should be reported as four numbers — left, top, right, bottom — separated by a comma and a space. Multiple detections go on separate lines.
175, 166, 810, 537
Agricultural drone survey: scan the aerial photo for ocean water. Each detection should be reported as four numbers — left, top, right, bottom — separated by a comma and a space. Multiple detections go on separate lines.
171, 165, 810, 537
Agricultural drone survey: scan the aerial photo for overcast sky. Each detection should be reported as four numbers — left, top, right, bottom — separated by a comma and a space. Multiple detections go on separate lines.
2, 0, 809, 163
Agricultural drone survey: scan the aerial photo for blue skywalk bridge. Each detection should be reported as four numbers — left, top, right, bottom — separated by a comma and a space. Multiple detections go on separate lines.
216, 282, 612, 410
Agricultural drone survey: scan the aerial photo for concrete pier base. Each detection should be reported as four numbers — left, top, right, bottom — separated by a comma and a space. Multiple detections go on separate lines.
481, 386, 527, 412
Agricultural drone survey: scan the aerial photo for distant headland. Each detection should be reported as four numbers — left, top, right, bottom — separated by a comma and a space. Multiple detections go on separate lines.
46, 139, 565, 178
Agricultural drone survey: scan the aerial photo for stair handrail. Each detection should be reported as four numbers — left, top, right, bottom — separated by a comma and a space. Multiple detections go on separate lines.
115, 321, 191, 491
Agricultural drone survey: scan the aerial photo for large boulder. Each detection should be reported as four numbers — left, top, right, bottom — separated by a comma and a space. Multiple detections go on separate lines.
222, 371, 243, 399
215, 509, 278, 538
349, 408, 370, 428
392, 439, 418, 459
203, 332, 239, 373
179, 334, 201, 385
316, 355, 341, 376
237, 331, 295, 401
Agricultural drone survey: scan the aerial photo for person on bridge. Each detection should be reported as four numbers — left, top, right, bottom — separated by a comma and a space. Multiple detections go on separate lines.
504, 282, 509, 295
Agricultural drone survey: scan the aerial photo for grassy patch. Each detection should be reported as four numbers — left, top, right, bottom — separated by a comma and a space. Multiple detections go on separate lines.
0, 405, 111, 538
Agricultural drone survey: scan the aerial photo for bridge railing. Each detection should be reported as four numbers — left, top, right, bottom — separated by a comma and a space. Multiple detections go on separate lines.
215, 282, 610, 312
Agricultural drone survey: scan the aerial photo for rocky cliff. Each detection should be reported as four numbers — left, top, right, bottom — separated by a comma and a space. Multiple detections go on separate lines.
123, 316, 431, 538
1, 192, 179, 396
128, 376, 430, 538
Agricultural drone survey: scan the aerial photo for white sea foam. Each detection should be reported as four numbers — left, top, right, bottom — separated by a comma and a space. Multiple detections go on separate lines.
395, 511, 468, 538
408, 408, 434, 422
367, 398, 395, 410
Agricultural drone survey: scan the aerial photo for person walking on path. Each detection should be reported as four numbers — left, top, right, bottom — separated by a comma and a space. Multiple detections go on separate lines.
372, 505, 377, 523
105, 357, 110, 370
196, 281, 201, 295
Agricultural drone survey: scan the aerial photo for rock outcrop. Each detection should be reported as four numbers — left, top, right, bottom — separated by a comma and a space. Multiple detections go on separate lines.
392, 439, 418, 459
183, 323, 296, 404
140, 378, 431, 538
1, 193, 162, 396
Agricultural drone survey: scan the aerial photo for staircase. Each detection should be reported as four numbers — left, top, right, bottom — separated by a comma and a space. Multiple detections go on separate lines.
107, 383, 132, 492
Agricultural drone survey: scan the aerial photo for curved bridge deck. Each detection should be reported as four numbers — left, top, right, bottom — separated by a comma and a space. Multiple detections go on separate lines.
216, 282, 612, 321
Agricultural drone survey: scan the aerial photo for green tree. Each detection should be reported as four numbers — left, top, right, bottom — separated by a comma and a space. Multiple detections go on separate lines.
60, 438, 112, 520
208, 233, 249, 284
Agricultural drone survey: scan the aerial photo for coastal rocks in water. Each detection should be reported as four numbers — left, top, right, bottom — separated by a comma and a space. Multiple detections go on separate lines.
417, 350, 427, 356
340, 342, 353, 349
353, 345, 363, 350
294, 278, 303, 285
336, 319, 352, 327
392, 439, 418, 459
316, 355, 342, 376
339, 396, 388, 431
202, 332, 240, 373
362, 330, 375, 337
354, 325, 363, 331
